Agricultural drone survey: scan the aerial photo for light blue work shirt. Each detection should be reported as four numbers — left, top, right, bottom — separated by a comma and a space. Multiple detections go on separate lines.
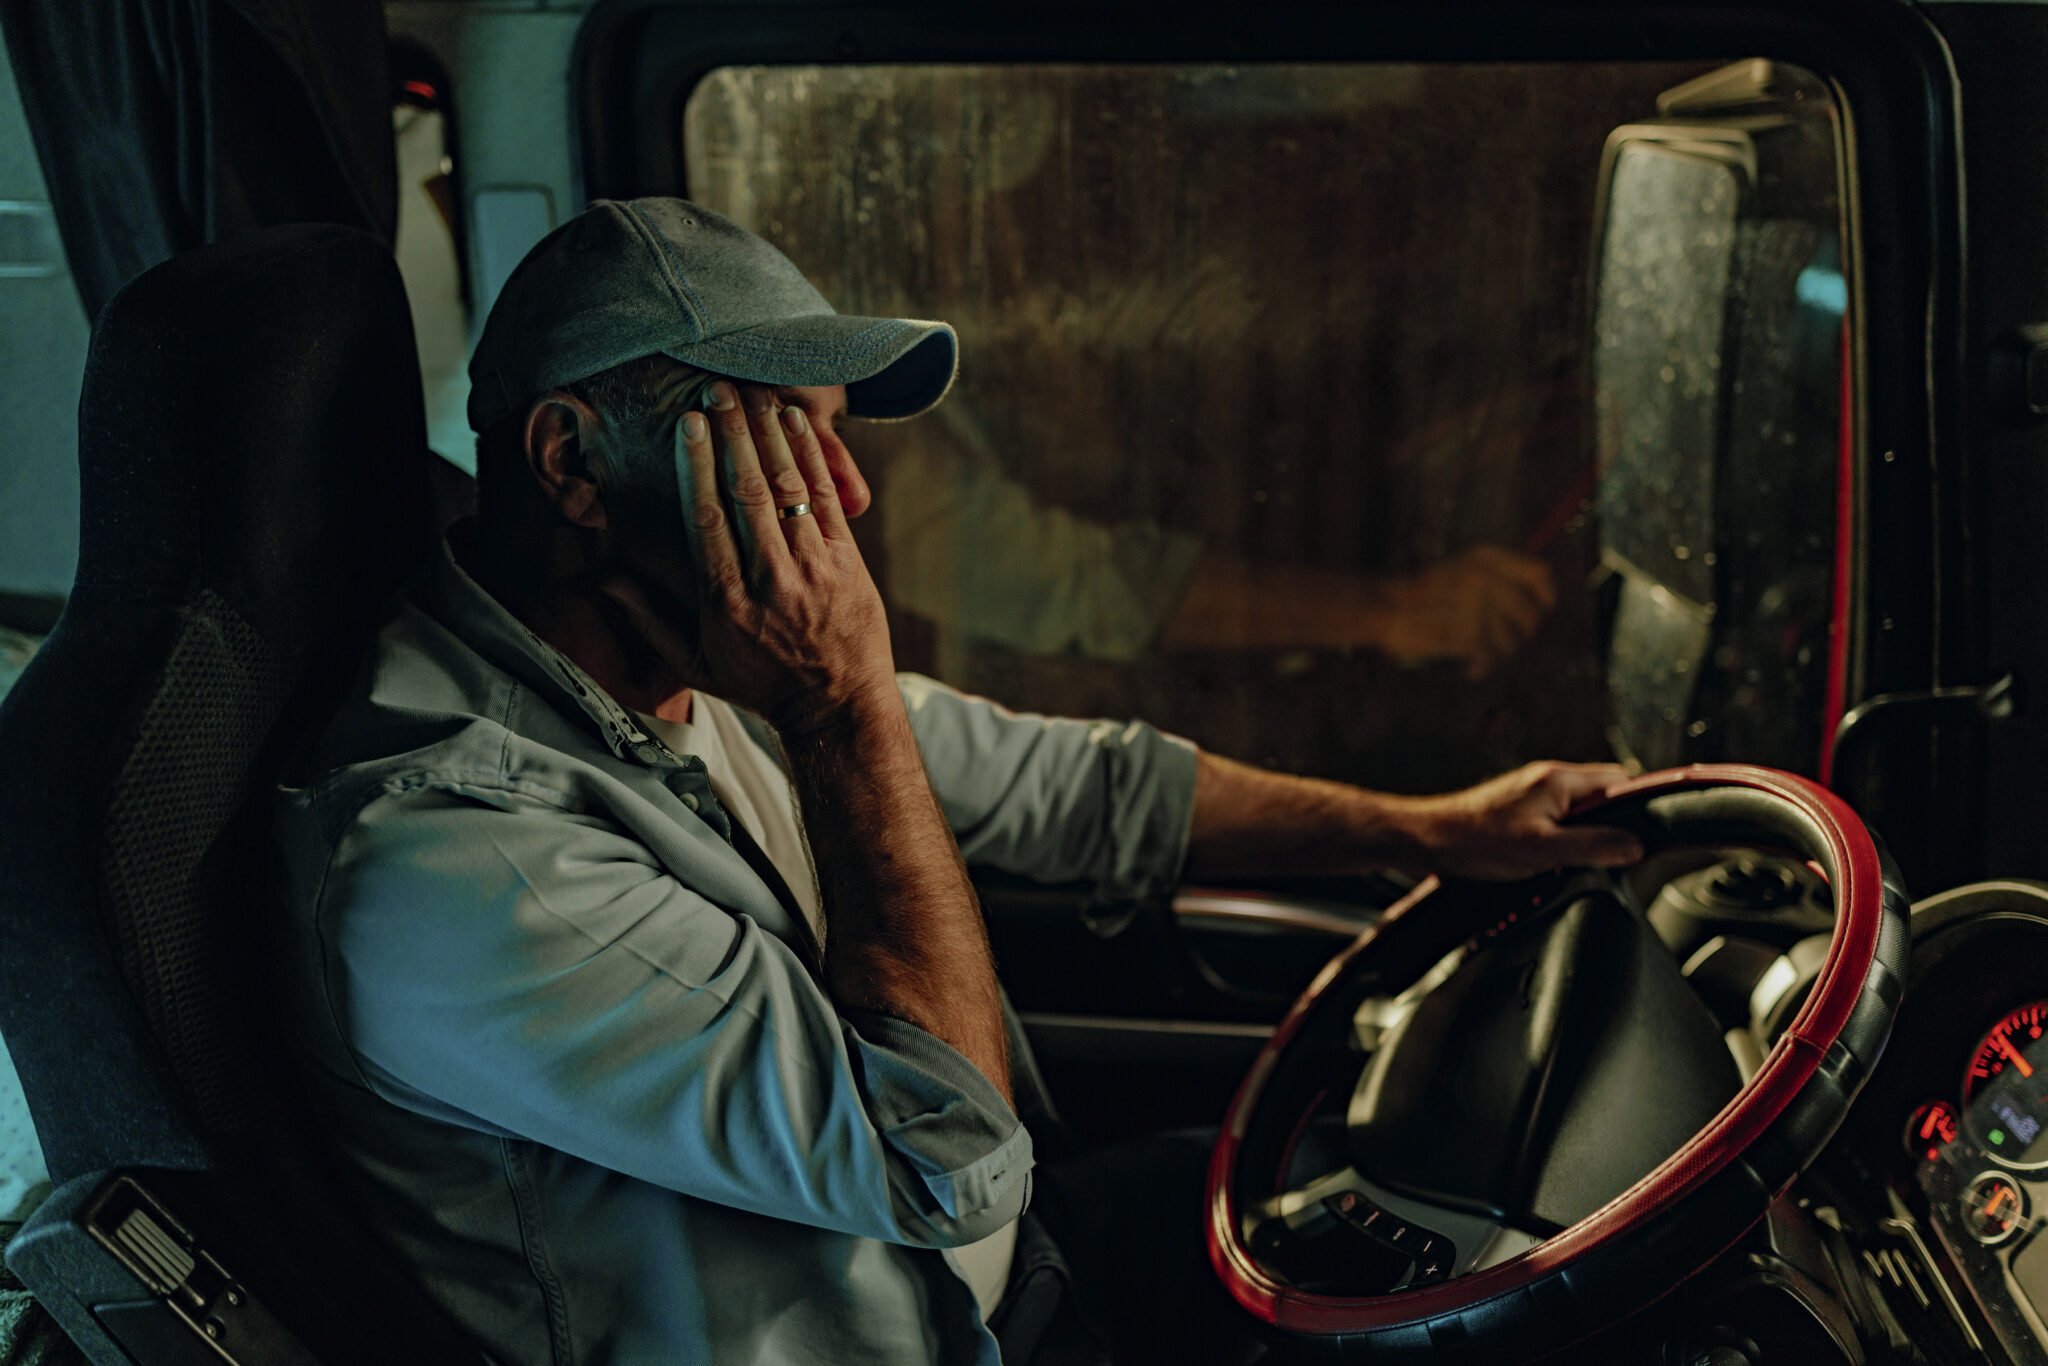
269, 530, 1198, 1365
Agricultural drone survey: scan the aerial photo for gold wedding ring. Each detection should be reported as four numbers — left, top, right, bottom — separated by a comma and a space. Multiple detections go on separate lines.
777, 502, 813, 520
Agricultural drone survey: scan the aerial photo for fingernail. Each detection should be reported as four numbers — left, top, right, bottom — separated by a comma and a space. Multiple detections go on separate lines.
705, 382, 733, 411
682, 411, 706, 442
780, 405, 808, 436
744, 386, 774, 414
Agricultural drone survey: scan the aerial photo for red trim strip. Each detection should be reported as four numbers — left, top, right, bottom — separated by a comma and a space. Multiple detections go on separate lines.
1819, 318, 1856, 785
1206, 764, 1884, 1335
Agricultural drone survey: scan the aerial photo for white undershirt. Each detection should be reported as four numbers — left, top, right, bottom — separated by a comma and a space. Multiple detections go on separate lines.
639, 694, 824, 941
636, 693, 1019, 1319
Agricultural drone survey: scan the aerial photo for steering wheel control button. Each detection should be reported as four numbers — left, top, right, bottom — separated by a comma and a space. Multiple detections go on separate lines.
1962, 1172, 2028, 1246
1319, 1192, 1457, 1288
1253, 1201, 1413, 1296
1408, 1236, 1456, 1285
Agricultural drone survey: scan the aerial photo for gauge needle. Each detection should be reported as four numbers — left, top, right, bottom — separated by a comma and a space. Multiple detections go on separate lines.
1996, 1033, 2036, 1078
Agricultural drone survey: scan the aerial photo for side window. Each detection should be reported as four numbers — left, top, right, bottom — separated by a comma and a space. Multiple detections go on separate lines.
0, 25, 88, 700
680, 63, 1847, 790
390, 45, 476, 472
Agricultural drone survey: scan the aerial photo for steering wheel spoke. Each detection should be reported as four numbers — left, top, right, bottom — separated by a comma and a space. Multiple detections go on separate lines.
1246, 1165, 1545, 1295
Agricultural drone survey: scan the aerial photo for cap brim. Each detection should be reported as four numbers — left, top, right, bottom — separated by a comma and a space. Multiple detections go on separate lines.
659, 313, 957, 420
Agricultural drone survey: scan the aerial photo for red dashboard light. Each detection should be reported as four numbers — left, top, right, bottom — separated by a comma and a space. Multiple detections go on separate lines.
1966, 1003, 2048, 1100
1906, 1100, 1959, 1163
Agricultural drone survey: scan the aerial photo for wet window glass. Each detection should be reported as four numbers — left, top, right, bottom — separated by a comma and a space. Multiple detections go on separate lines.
681, 61, 1845, 792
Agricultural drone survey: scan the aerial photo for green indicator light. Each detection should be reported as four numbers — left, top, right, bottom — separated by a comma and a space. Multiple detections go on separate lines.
1991, 1129, 2007, 1146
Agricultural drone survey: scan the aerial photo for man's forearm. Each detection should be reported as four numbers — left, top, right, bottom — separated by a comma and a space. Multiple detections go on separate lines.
1183, 750, 1429, 880
1184, 751, 1643, 883
783, 690, 1012, 1104
1158, 556, 1400, 652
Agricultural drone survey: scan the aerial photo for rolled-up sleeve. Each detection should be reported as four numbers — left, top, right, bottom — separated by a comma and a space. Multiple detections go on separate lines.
897, 674, 1198, 902
312, 781, 1030, 1249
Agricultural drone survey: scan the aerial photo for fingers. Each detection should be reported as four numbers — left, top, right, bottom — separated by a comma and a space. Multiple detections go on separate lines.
1473, 545, 1557, 612
1413, 761, 1646, 879
1468, 547, 1553, 641
1539, 761, 1633, 808
777, 403, 854, 542
1531, 763, 1642, 866
1466, 604, 1520, 680
676, 406, 744, 595
736, 387, 825, 555
1427, 547, 1557, 677
702, 381, 791, 577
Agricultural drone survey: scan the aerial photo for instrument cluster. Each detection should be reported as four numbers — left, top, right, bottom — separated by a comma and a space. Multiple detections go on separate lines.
1860, 882, 2048, 1363
1900, 1000, 2048, 1347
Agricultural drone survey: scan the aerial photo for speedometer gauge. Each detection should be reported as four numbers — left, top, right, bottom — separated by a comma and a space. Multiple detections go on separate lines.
1963, 1001, 2048, 1169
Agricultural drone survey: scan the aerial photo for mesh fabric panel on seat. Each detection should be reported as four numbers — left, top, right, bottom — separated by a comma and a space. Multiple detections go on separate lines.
100, 589, 294, 1138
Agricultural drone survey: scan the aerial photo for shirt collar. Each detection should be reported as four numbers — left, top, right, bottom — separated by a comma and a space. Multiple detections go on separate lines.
420, 523, 679, 769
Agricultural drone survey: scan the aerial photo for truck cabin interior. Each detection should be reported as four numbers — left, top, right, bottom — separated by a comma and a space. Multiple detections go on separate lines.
0, 1, 2045, 1364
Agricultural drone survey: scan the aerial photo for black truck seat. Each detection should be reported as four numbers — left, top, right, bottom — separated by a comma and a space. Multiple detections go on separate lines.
0, 224, 479, 1363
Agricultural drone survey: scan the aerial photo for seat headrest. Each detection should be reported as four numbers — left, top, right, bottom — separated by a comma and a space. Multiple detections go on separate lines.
76, 224, 432, 646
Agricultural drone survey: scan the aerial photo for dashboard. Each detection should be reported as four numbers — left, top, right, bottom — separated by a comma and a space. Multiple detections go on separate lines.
1837, 880, 2048, 1366
1637, 862, 2048, 1364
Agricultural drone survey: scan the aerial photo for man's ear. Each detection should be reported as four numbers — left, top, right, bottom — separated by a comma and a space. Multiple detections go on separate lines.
522, 393, 609, 530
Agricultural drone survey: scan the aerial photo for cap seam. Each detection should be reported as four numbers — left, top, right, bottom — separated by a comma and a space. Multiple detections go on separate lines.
614, 201, 710, 340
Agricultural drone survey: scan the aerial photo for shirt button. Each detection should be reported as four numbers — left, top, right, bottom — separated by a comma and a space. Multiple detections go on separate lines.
679, 791, 699, 812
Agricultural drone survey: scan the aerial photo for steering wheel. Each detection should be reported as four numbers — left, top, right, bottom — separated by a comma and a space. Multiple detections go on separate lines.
1205, 765, 1909, 1362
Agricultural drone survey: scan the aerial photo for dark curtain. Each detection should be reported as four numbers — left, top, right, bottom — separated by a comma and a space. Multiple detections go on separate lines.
0, 0, 395, 322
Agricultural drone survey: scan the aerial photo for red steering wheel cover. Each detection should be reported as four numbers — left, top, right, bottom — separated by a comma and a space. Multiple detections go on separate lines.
1205, 764, 1884, 1337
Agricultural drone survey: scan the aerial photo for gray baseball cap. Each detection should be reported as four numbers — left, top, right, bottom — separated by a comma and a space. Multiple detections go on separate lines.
466, 197, 958, 432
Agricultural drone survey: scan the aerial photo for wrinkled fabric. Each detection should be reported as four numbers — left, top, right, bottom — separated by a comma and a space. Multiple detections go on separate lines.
270, 529, 1198, 1365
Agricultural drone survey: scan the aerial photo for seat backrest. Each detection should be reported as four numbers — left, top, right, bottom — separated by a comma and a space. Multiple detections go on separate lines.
0, 222, 431, 1171
0, 224, 470, 1361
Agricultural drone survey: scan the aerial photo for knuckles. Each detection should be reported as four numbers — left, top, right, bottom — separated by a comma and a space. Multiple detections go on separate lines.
729, 471, 773, 506
704, 566, 749, 603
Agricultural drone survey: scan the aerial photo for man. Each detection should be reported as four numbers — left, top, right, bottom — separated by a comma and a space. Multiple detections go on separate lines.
875, 270, 1561, 677
271, 198, 1642, 1366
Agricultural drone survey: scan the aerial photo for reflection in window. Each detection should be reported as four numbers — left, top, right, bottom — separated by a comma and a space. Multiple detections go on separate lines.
682, 61, 1844, 791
